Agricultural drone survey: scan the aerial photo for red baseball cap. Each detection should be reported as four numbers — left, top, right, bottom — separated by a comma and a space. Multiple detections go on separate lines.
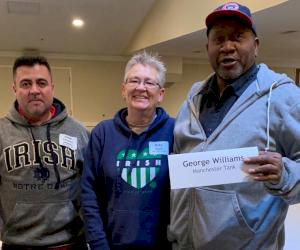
206, 2, 257, 35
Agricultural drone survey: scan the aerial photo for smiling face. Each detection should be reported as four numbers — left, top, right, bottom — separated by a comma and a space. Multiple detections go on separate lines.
207, 19, 259, 87
122, 64, 165, 115
13, 64, 54, 124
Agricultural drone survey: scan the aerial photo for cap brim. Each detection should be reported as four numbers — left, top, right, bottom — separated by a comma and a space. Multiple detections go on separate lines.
206, 10, 253, 30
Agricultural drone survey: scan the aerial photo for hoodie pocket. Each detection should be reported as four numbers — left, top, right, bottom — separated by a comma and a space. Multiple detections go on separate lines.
108, 209, 158, 247
191, 187, 255, 250
3, 200, 83, 245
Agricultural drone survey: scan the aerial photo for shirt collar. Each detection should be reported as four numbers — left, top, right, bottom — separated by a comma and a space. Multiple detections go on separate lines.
230, 64, 258, 97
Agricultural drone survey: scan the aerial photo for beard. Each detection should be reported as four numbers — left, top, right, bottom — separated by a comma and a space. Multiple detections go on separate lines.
216, 65, 244, 83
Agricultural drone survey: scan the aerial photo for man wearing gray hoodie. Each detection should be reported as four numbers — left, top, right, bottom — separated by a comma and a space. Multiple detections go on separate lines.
0, 56, 89, 249
168, 2, 300, 250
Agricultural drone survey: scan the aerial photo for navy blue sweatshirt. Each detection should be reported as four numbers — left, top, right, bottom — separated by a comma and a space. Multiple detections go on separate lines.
81, 107, 174, 250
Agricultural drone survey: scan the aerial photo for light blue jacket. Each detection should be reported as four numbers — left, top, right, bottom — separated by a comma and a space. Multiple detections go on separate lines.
168, 64, 300, 250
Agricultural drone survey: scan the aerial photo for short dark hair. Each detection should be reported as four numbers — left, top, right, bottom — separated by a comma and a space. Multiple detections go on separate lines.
13, 55, 52, 81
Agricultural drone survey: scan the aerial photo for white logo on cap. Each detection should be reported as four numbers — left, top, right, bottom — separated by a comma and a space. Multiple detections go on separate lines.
222, 3, 239, 10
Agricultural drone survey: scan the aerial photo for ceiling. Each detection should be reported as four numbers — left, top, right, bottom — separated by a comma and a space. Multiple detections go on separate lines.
0, 0, 300, 66
0, 0, 156, 56
147, 0, 300, 66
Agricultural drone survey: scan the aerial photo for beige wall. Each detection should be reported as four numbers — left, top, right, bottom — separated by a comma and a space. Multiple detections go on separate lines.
162, 63, 212, 117
49, 59, 126, 125
0, 56, 297, 127
269, 66, 296, 81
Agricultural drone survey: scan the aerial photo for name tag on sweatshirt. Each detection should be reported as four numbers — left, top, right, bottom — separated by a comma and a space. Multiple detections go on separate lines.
59, 134, 78, 151
168, 147, 258, 189
149, 141, 169, 155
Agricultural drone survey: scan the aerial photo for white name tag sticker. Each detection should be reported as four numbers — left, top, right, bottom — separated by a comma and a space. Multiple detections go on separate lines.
59, 134, 78, 151
149, 141, 169, 155
168, 147, 258, 189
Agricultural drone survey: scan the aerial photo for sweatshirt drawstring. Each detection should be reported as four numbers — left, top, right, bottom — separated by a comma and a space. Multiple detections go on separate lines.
29, 127, 45, 171
265, 81, 277, 152
29, 125, 61, 189
117, 132, 133, 194
117, 132, 147, 197
46, 124, 61, 189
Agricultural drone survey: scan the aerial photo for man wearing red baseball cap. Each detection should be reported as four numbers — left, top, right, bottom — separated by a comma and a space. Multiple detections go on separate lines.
168, 2, 300, 249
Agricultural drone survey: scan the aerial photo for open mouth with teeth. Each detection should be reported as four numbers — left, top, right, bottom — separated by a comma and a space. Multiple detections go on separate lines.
133, 95, 147, 99
219, 58, 239, 68
221, 58, 236, 64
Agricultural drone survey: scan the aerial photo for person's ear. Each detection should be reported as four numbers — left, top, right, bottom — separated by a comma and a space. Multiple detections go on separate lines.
158, 88, 165, 103
254, 37, 260, 57
121, 82, 126, 100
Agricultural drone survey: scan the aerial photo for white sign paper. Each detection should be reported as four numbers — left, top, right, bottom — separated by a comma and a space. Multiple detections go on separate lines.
168, 147, 259, 189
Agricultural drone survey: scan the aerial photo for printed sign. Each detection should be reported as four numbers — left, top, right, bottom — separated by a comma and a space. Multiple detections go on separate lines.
168, 147, 258, 189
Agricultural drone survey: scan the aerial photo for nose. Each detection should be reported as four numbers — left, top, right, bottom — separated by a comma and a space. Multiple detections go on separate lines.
220, 40, 236, 53
135, 81, 147, 90
29, 83, 40, 94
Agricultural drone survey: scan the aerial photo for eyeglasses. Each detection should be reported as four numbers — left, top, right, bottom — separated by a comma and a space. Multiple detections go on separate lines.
126, 78, 161, 89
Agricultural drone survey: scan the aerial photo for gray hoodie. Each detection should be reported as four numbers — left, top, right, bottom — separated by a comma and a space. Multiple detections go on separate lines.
168, 64, 300, 250
0, 98, 89, 246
